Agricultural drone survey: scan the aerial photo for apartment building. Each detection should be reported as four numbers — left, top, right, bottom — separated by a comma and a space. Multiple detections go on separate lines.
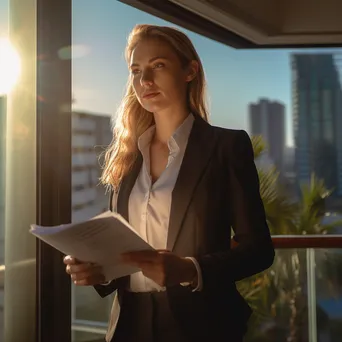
71, 111, 112, 222
249, 98, 286, 172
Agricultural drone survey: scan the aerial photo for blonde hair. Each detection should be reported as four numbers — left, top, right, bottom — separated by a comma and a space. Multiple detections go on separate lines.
101, 24, 209, 190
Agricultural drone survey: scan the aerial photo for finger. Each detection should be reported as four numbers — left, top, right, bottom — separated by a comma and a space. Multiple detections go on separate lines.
74, 274, 106, 286
66, 263, 93, 274
63, 255, 78, 265
71, 271, 90, 282
70, 266, 102, 282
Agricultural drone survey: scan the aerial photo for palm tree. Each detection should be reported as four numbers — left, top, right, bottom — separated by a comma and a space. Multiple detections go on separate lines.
238, 136, 342, 342
250, 136, 299, 235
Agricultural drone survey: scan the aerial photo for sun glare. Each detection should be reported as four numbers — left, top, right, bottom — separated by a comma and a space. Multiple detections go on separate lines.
0, 38, 21, 96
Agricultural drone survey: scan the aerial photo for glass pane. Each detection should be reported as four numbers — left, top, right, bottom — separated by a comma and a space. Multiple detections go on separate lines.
71, 0, 342, 340
0, 95, 5, 340
0, 99, 5, 339
71, 3, 117, 340
72, 331, 105, 342
238, 248, 342, 342
71, 99, 114, 340
3, 0, 37, 340
0, 0, 8, 338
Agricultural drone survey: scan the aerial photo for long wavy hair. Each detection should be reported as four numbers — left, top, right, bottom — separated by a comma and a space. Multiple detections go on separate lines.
101, 24, 209, 190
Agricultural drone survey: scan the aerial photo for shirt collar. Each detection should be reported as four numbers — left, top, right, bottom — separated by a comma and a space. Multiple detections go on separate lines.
138, 113, 194, 153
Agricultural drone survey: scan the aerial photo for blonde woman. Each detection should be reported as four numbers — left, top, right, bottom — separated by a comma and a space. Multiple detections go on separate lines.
64, 24, 274, 342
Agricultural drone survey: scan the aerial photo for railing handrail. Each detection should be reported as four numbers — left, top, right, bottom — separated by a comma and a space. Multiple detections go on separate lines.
0, 235, 340, 287
270, 235, 342, 249
231, 235, 342, 249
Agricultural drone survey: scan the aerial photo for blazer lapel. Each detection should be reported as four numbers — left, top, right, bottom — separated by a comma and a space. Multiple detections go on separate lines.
116, 152, 143, 221
167, 116, 218, 251
106, 153, 143, 292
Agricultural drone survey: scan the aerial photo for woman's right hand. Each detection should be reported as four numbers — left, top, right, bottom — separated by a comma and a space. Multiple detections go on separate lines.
63, 255, 106, 286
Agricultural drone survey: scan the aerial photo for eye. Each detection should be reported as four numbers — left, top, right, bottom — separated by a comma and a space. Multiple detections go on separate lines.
153, 62, 165, 69
131, 69, 141, 75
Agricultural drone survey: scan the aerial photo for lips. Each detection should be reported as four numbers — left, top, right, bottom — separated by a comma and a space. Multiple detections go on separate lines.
142, 92, 160, 99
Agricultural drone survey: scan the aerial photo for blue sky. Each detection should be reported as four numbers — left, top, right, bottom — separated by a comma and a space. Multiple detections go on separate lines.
2, 0, 342, 146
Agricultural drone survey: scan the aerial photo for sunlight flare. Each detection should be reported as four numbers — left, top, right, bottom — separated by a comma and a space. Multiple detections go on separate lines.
0, 38, 21, 96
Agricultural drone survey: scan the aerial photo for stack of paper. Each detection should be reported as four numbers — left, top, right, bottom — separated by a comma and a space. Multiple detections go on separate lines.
30, 211, 153, 281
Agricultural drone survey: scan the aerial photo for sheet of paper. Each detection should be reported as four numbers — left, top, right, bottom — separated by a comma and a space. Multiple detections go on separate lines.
30, 211, 154, 281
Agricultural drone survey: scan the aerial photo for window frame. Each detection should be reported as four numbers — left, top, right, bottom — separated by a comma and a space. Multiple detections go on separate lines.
36, 0, 72, 341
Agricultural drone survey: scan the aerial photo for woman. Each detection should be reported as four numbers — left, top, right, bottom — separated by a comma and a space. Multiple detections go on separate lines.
64, 24, 274, 342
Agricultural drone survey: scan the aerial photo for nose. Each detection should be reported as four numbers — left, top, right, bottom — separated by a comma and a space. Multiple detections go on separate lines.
140, 69, 154, 87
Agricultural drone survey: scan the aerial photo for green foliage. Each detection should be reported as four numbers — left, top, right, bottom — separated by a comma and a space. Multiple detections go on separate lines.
258, 166, 298, 235
250, 135, 342, 235
251, 135, 267, 160
238, 135, 342, 341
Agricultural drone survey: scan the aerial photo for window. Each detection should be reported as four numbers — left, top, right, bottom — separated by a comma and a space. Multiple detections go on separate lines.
71, 1, 342, 341
1, 0, 39, 340
0, 96, 5, 341
71, 111, 113, 342
0, 2, 8, 337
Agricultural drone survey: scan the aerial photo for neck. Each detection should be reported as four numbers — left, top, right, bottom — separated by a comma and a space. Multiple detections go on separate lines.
152, 107, 190, 144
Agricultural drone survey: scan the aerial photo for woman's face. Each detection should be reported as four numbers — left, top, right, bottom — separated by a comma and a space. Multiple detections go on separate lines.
129, 38, 195, 114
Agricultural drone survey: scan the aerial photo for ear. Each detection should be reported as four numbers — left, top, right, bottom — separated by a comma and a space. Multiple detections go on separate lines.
185, 60, 199, 82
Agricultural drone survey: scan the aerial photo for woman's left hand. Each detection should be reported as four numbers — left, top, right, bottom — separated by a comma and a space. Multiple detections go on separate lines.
120, 250, 197, 287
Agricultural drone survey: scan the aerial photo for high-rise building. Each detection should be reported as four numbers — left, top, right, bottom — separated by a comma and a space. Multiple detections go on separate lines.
71, 111, 112, 223
249, 98, 286, 171
292, 54, 342, 197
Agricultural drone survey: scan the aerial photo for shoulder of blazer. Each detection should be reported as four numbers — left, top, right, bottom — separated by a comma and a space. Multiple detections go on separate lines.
208, 127, 254, 171
212, 126, 248, 140
211, 126, 250, 150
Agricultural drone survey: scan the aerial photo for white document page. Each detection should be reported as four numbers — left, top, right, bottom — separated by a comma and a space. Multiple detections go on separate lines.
30, 210, 153, 281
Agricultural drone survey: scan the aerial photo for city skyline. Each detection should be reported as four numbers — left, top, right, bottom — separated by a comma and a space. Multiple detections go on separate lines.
2, 0, 342, 146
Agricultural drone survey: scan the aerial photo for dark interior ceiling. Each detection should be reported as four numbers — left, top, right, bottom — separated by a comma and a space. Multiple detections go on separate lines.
121, 0, 342, 48
171, 0, 342, 45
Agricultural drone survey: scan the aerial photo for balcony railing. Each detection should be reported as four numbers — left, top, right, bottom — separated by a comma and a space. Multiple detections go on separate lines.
1, 236, 342, 342
70, 236, 342, 342
232, 234, 342, 249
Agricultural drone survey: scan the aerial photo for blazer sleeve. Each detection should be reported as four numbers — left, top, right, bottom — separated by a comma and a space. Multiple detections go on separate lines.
93, 188, 119, 298
93, 280, 119, 298
197, 129, 275, 287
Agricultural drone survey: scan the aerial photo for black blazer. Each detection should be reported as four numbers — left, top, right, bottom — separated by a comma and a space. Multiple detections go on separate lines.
95, 114, 274, 341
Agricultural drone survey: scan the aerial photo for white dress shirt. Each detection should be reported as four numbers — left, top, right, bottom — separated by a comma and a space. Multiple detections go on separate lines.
112, 113, 202, 292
